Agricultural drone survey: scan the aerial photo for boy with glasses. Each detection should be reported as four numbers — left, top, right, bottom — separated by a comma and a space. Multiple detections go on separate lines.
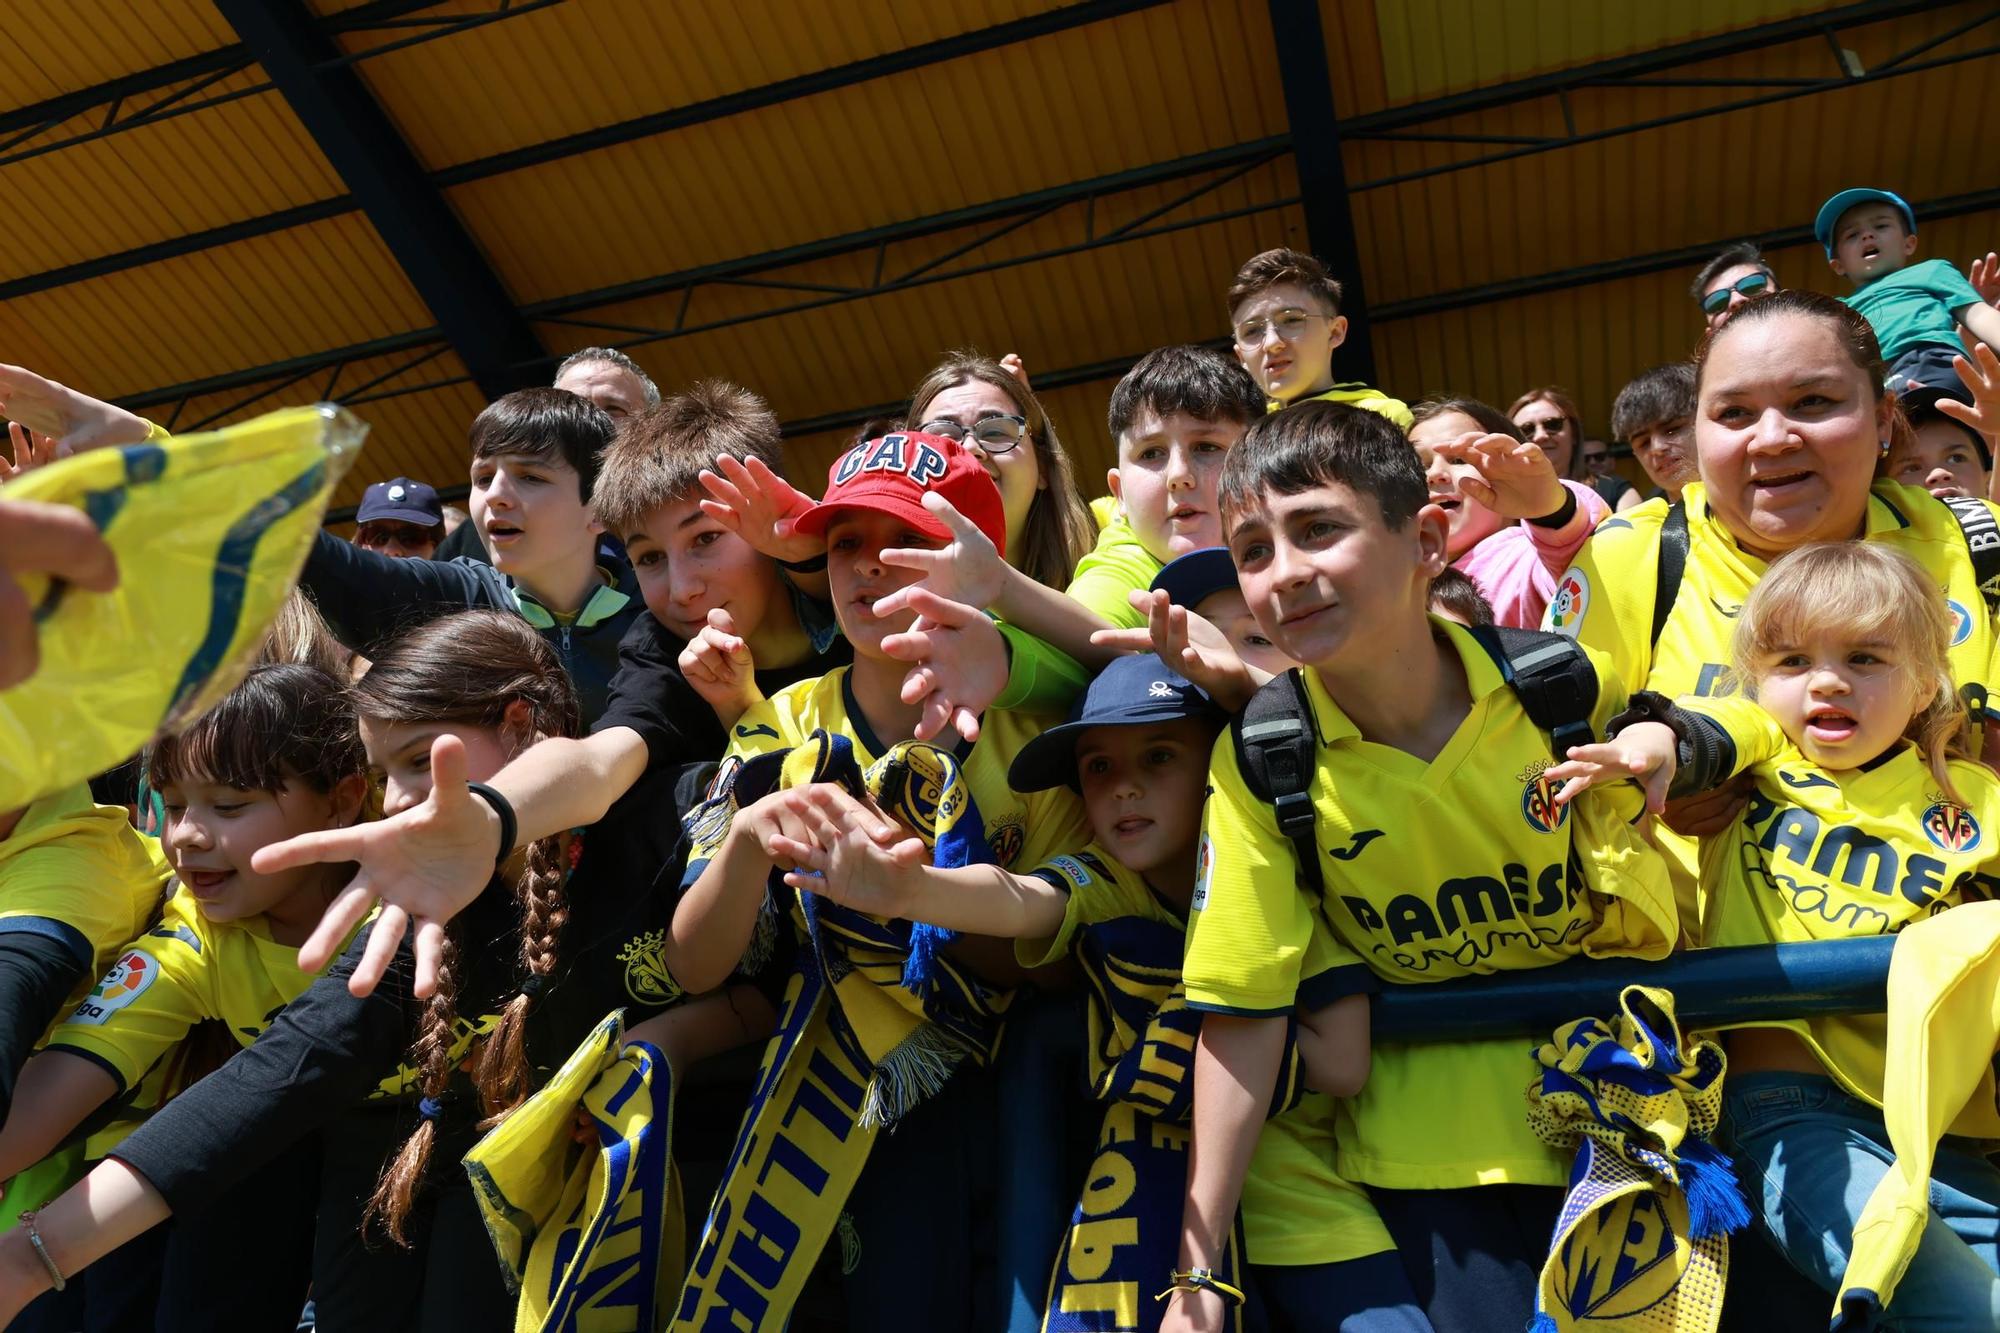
1226, 249, 1412, 428
1691, 242, 1777, 330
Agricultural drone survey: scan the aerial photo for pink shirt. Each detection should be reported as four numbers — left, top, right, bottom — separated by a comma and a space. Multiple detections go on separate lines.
1451, 479, 1608, 628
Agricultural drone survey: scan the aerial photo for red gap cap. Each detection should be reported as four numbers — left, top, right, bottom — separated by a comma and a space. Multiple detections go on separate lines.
795, 431, 1007, 558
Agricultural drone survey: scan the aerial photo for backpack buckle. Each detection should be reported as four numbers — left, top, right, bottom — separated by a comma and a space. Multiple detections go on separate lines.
1273, 789, 1316, 838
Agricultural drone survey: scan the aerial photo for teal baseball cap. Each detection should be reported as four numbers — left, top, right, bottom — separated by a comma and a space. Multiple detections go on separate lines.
1814, 188, 1915, 257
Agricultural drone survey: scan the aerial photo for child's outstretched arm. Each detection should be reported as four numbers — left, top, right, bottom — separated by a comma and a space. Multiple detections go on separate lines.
0, 1050, 119, 1186
880, 491, 1122, 670
667, 787, 823, 995
1959, 300, 2000, 357
0, 1156, 167, 1324
678, 608, 763, 729
1165, 1014, 1287, 1333
779, 784, 1069, 939
1545, 720, 1679, 813
1091, 588, 1271, 712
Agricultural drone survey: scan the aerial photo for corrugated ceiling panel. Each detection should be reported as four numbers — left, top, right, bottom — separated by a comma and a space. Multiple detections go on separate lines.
0, 3, 235, 114
0, 84, 343, 283
0, 215, 434, 402
339, 0, 1075, 170
1372, 207, 2000, 441
448, 0, 1286, 303
1346, 12, 1998, 307
1350, 0, 1820, 111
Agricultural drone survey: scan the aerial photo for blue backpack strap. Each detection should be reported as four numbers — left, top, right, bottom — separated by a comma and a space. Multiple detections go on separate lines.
1469, 624, 1601, 759
1649, 500, 1689, 649
1229, 669, 1324, 901
1938, 495, 2000, 615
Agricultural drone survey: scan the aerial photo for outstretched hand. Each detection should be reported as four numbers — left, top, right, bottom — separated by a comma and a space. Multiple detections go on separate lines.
1090, 588, 1267, 711
697, 454, 822, 566
1939, 335, 2000, 443
0, 363, 152, 452
1970, 253, 2000, 308
0, 498, 119, 689
1541, 721, 1678, 814
878, 491, 1007, 611
779, 785, 929, 918
679, 608, 762, 727
0, 422, 65, 484
252, 733, 499, 998
1428, 432, 1566, 520
880, 584, 1006, 742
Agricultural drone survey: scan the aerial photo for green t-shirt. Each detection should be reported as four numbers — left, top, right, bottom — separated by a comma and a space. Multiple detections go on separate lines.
1063, 513, 1164, 631
1842, 258, 1983, 360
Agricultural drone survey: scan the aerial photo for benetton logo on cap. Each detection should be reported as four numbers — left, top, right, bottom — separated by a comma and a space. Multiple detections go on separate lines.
833, 433, 948, 488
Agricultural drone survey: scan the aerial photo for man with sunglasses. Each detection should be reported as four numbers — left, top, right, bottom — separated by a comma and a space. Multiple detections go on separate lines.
350, 476, 443, 560
1691, 242, 1778, 331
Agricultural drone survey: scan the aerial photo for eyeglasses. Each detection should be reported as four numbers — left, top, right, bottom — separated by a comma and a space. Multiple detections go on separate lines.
355, 522, 436, 549
1700, 271, 1772, 316
1232, 308, 1325, 347
918, 413, 1029, 454
1520, 416, 1569, 440
1581, 451, 1612, 467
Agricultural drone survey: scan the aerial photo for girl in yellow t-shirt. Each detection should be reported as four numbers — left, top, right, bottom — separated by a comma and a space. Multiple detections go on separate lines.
1551, 541, 2000, 1323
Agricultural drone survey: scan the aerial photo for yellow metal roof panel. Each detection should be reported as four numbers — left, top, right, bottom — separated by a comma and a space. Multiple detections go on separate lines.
0, 3, 234, 114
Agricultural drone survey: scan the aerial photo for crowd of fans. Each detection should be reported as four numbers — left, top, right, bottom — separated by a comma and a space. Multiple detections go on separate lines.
2, 183, 2000, 1333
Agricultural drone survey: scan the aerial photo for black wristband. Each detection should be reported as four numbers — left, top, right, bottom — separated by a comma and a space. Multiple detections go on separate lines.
778, 552, 828, 573
1606, 689, 1689, 746
465, 783, 517, 866
1526, 488, 1579, 529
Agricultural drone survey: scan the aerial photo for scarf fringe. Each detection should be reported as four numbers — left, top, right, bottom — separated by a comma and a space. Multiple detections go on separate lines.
1527, 1312, 1560, 1333
859, 1021, 965, 1130
1677, 1137, 1751, 1241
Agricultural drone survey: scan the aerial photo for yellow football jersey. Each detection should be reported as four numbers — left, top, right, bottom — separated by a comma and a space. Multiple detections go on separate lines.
714, 667, 1088, 873
48, 884, 393, 1095
1064, 513, 1164, 630
1020, 844, 1393, 1266
1685, 696, 2000, 1139
1548, 482, 2000, 722
0, 786, 170, 1024
1185, 620, 1675, 1189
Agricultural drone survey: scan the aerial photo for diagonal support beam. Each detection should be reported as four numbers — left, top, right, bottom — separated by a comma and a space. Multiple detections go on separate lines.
214, 0, 546, 399
1264, 0, 1374, 384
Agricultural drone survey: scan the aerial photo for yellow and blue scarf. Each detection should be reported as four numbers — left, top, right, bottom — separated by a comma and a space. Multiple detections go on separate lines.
0, 406, 366, 808
671, 731, 1009, 1330
1042, 907, 1302, 1333
1525, 986, 1746, 1333
464, 1013, 681, 1333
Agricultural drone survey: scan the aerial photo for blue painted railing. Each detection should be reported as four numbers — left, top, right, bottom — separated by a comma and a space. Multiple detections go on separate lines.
1370, 937, 1898, 1041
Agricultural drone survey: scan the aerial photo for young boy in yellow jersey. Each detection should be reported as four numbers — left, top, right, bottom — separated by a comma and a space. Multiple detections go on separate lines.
1172, 402, 1675, 1333
1226, 249, 1412, 428
0, 664, 370, 1328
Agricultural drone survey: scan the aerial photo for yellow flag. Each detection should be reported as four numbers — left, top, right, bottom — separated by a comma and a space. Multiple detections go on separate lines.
0, 405, 365, 808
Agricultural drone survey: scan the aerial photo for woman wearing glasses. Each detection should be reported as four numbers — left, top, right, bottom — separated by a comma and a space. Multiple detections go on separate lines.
1507, 385, 1641, 512
1692, 242, 1778, 331
903, 351, 1096, 593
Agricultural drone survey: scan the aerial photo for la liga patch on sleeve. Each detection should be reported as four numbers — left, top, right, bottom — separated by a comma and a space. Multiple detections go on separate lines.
1191, 832, 1214, 912
1547, 569, 1590, 636
71, 950, 157, 1025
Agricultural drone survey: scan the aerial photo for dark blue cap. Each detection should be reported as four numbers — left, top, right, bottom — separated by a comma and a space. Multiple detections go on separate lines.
1149, 546, 1239, 610
1814, 188, 1915, 257
1008, 654, 1223, 792
356, 476, 443, 526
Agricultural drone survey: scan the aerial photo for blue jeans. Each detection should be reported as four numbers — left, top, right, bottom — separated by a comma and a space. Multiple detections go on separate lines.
1725, 1070, 2000, 1330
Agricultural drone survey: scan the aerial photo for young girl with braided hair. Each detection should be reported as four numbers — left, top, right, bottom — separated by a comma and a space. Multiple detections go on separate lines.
0, 611, 782, 1330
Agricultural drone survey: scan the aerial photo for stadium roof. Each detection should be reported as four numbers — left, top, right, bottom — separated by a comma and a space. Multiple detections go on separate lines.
1, 0, 1994, 514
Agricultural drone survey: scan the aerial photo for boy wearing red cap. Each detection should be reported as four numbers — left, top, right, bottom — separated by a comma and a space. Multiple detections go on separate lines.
669, 431, 1089, 996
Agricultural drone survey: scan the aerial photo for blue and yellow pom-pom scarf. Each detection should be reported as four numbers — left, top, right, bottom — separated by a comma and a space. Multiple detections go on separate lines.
1526, 985, 1748, 1333
670, 730, 1012, 1330
1040, 906, 1304, 1333
0, 406, 365, 809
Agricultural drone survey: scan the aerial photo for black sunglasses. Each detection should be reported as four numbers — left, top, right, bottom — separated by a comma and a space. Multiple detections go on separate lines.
1701, 271, 1772, 315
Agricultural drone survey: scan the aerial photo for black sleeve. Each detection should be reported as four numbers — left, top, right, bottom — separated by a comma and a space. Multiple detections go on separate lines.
109, 922, 418, 1215
0, 928, 89, 1120
590, 613, 727, 769
1609, 690, 1737, 799
300, 530, 492, 653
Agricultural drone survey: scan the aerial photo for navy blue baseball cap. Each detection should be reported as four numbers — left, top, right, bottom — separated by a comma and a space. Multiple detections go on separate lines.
1150, 546, 1238, 609
1814, 188, 1915, 257
1009, 654, 1224, 793
355, 477, 444, 526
